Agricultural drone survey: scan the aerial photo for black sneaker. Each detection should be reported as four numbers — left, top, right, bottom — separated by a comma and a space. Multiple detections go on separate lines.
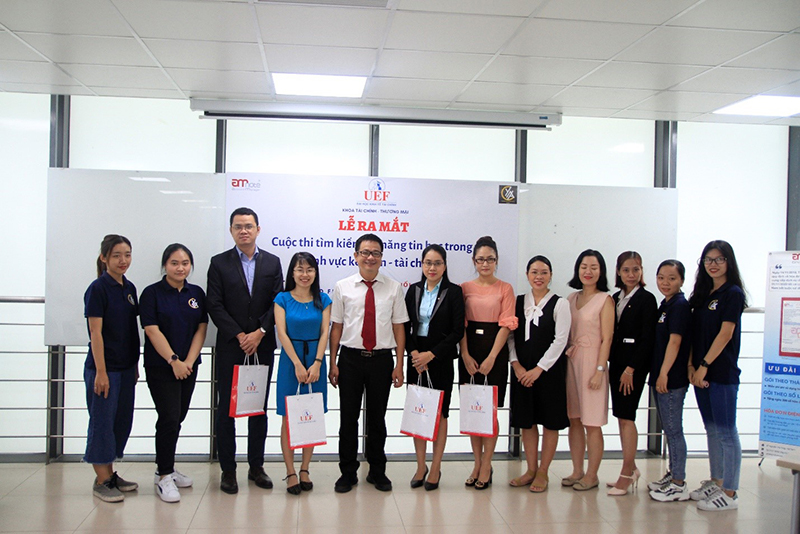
366, 473, 392, 492
334, 474, 358, 493
109, 472, 138, 492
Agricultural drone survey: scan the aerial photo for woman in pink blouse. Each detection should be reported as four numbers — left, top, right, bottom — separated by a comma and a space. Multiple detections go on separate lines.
459, 236, 518, 490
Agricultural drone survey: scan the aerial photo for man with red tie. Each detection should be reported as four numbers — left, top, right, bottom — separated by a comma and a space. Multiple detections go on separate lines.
328, 233, 409, 493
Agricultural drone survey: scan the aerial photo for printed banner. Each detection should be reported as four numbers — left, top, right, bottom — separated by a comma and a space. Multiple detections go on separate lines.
759, 251, 800, 458
225, 174, 519, 294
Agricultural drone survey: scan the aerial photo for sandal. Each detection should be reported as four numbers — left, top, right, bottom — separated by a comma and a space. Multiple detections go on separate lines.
474, 468, 493, 490
283, 473, 301, 495
572, 478, 599, 491
561, 474, 583, 487
299, 469, 313, 492
509, 469, 536, 487
529, 471, 549, 493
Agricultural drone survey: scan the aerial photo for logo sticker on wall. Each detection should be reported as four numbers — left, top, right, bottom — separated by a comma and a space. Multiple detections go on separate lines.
499, 185, 517, 204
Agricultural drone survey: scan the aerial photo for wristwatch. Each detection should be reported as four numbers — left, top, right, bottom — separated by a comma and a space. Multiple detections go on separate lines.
169, 354, 179, 364
259, 326, 267, 334
596, 365, 605, 372
699, 359, 710, 368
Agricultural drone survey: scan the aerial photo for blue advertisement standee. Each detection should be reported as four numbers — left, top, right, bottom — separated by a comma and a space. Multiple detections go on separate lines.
759, 251, 800, 458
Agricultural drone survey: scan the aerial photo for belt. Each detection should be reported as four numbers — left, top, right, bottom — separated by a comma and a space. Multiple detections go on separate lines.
342, 346, 393, 358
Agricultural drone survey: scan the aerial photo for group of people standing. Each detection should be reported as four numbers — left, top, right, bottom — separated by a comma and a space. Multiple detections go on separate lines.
82, 207, 746, 513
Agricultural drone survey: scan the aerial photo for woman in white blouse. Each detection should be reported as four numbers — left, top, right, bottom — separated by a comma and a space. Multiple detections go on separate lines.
508, 255, 571, 492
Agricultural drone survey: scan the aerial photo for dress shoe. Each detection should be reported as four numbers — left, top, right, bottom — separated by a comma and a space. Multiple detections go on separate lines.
220, 471, 238, 494
410, 466, 428, 489
299, 469, 313, 492
334, 474, 358, 493
366, 473, 393, 492
248, 466, 273, 489
424, 471, 442, 491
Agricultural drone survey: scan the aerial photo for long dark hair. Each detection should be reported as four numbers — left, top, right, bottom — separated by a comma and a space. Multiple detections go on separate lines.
285, 252, 323, 310
160, 243, 194, 273
96, 234, 131, 278
689, 240, 748, 309
568, 249, 609, 292
615, 250, 646, 289
418, 244, 450, 285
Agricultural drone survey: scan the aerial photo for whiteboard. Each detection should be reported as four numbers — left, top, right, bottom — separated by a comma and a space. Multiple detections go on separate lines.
45, 168, 226, 346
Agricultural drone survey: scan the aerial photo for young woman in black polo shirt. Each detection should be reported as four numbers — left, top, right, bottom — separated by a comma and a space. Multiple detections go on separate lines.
140, 244, 208, 503
83, 234, 140, 503
688, 240, 747, 512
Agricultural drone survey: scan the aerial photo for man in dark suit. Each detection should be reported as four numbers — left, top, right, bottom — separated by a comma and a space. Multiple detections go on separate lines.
207, 207, 283, 494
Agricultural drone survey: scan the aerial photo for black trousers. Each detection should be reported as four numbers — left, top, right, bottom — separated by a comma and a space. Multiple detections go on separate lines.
337, 348, 393, 477
146, 366, 197, 475
215, 350, 273, 473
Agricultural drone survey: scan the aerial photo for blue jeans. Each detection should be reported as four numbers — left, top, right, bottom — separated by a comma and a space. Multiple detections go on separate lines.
654, 386, 688, 481
694, 382, 741, 491
83, 366, 137, 465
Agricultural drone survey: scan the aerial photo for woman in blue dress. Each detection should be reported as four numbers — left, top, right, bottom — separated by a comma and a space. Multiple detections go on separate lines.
274, 252, 331, 495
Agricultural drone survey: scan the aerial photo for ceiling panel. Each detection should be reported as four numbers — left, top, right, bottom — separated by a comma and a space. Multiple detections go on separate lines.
728, 34, 800, 70
265, 45, 377, 76
91, 87, 183, 99
115, 0, 256, 42
145, 39, 264, 71
543, 86, 658, 109
456, 81, 562, 106
690, 113, 779, 124
384, 11, 524, 53
167, 68, 270, 94
188, 90, 274, 101
534, 105, 618, 118
0, 31, 47, 62
668, 0, 800, 31
536, 0, 700, 25
629, 90, 745, 113
448, 101, 539, 112
577, 61, 708, 90
503, 19, 655, 60
477, 56, 603, 85
375, 50, 492, 81
768, 117, 800, 126
395, 0, 544, 17
0, 60, 80, 85
616, 27, 779, 66
256, 4, 389, 48
60, 64, 175, 89
19, 34, 154, 66
0, 82, 93, 95
764, 79, 800, 97
365, 77, 468, 101
672, 67, 800, 95
0, 0, 132, 36
613, 109, 701, 121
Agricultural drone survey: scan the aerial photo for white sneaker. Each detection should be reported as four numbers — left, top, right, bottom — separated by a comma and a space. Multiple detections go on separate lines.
697, 490, 738, 511
649, 481, 690, 502
153, 470, 193, 488
647, 471, 672, 491
156, 475, 181, 503
690, 479, 721, 501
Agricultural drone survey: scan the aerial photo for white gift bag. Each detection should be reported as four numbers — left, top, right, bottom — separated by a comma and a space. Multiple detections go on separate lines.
285, 383, 327, 450
229, 354, 270, 418
459, 377, 498, 437
400, 372, 444, 442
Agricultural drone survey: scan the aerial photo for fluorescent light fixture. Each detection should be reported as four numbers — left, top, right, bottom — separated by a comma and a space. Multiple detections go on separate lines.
129, 176, 170, 182
159, 190, 193, 195
713, 95, 800, 117
272, 73, 366, 98
610, 142, 645, 154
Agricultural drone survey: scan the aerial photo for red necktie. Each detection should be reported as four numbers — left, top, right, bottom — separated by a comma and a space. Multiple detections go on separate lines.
361, 280, 376, 351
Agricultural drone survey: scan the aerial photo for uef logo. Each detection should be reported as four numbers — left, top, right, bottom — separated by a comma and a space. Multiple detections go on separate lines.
246, 381, 258, 392
499, 185, 517, 204
658, 312, 666, 323
413, 403, 426, 414
231, 177, 261, 190
470, 400, 483, 411
365, 178, 390, 201
708, 299, 719, 311
188, 297, 199, 309
127, 294, 135, 306
299, 410, 313, 422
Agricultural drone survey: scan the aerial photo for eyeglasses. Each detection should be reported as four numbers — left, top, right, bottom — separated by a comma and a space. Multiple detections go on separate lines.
701, 256, 727, 265
293, 268, 316, 275
357, 250, 383, 258
232, 224, 256, 232
474, 257, 497, 264
423, 261, 444, 268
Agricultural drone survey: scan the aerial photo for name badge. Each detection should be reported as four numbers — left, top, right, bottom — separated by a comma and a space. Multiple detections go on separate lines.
475, 329, 484, 335
623, 338, 635, 344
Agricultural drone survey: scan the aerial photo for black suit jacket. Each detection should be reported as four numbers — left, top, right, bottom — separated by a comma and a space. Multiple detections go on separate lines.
206, 246, 283, 362
404, 279, 465, 360
610, 287, 658, 373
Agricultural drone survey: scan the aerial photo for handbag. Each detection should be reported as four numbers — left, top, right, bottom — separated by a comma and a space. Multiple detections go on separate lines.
400, 371, 444, 442
229, 354, 270, 418
459, 376, 498, 437
285, 383, 327, 450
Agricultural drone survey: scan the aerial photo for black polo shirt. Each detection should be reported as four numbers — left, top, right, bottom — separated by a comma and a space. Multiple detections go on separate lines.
139, 277, 208, 368
649, 292, 691, 390
691, 282, 745, 385
84, 272, 140, 372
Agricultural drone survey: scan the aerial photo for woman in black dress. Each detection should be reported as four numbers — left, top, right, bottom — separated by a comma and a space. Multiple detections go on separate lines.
508, 256, 571, 493
405, 244, 465, 491
607, 251, 657, 496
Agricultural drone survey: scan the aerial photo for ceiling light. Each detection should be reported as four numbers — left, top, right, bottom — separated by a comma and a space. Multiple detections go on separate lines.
713, 96, 800, 117
272, 73, 366, 98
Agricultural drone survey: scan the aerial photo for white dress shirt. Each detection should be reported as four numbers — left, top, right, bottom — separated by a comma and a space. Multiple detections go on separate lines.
616, 285, 639, 321
508, 291, 571, 372
331, 271, 410, 350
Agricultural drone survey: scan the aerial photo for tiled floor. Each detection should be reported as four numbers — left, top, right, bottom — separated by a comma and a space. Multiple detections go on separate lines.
0, 457, 792, 533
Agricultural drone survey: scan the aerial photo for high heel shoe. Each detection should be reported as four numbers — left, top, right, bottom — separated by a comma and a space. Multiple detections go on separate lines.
475, 468, 493, 490
410, 466, 428, 489
283, 473, 301, 495
299, 469, 313, 492
607, 470, 640, 496
606, 467, 641, 488
424, 470, 441, 491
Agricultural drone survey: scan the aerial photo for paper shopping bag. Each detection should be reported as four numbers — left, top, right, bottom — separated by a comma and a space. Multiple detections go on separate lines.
285, 384, 327, 449
400, 372, 444, 442
459, 378, 498, 437
229, 355, 269, 418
